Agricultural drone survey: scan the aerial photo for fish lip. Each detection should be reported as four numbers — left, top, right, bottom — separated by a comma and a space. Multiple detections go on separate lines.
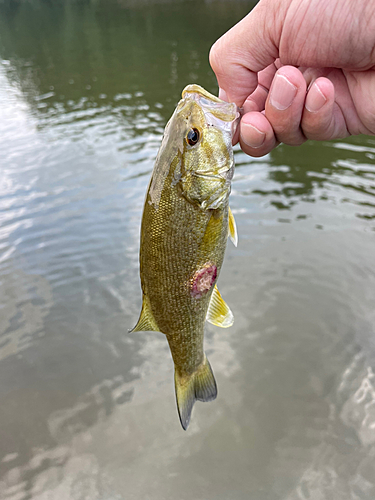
181, 85, 240, 140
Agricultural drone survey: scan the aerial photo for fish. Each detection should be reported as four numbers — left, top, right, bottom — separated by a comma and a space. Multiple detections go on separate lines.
131, 84, 239, 430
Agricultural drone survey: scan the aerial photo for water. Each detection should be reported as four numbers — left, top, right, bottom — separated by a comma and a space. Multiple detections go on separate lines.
0, 1, 375, 499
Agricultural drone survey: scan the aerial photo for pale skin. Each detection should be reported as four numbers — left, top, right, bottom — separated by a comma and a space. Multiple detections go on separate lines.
209, 0, 375, 157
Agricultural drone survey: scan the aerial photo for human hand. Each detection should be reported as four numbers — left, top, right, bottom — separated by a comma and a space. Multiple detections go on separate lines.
209, 0, 375, 157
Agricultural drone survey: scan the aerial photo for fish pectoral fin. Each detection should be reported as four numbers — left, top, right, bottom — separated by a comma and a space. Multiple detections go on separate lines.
130, 295, 161, 333
175, 355, 217, 431
206, 285, 234, 328
228, 206, 238, 247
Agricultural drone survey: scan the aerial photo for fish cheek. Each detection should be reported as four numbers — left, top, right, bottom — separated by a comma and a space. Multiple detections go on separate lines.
179, 173, 206, 208
178, 163, 226, 209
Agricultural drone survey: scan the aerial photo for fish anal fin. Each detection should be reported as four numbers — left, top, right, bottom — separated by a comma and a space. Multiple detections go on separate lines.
206, 285, 234, 328
130, 295, 161, 333
175, 355, 217, 430
228, 206, 238, 247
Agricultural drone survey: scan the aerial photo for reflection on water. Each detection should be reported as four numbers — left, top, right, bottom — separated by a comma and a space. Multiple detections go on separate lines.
0, 0, 375, 499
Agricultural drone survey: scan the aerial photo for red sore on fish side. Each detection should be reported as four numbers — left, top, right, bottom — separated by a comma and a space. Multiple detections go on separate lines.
191, 264, 217, 298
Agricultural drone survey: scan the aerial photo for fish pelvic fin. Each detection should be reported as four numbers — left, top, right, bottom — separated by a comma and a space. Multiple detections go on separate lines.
175, 355, 217, 431
130, 295, 161, 333
228, 206, 238, 247
206, 285, 234, 328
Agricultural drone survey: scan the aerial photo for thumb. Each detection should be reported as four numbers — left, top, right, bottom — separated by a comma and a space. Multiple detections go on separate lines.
209, 0, 287, 107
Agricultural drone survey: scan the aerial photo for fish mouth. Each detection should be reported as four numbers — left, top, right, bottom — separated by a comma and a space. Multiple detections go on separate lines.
182, 84, 240, 140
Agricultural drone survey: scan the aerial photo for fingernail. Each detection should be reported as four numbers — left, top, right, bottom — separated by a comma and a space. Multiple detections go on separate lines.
305, 82, 327, 112
241, 123, 266, 149
270, 74, 297, 111
219, 88, 228, 101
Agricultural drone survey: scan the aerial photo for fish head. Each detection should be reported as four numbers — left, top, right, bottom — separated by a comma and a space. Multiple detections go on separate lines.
174, 85, 240, 210
149, 85, 240, 210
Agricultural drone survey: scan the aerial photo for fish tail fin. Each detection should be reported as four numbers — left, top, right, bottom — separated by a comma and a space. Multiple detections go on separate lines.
174, 355, 217, 431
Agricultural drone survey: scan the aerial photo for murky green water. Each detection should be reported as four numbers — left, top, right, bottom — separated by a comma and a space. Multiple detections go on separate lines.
1, 1, 375, 499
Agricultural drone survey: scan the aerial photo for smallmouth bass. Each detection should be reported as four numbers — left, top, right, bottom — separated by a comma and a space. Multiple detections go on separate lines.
132, 84, 239, 430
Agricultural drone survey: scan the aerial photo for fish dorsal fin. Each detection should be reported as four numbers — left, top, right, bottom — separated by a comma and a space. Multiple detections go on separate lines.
206, 285, 234, 328
130, 295, 161, 333
228, 207, 238, 247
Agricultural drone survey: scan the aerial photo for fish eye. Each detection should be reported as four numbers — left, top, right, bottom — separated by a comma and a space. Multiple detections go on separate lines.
186, 128, 200, 146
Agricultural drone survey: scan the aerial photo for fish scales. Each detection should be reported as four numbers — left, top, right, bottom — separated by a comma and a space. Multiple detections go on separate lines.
141, 178, 228, 370
132, 84, 239, 430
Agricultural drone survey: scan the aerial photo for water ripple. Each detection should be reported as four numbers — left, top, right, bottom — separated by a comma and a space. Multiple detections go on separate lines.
0, 2, 375, 496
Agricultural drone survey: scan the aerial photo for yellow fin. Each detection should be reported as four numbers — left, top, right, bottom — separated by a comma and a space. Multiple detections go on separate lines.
130, 295, 161, 333
206, 285, 234, 328
228, 207, 238, 247
175, 355, 217, 430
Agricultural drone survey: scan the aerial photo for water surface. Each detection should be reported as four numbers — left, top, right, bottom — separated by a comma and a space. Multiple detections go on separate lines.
1, 1, 375, 499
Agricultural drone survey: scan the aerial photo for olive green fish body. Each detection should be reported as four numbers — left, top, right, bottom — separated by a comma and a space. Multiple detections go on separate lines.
141, 174, 229, 372
133, 85, 239, 429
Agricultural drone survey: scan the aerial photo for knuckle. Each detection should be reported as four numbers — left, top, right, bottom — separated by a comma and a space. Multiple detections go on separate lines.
272, 124, 306, 146
359, 102, 375, 135
209, 35, 235, 79
279, 136, 306, 147
301, 124, 325, 141
209, 40, 222, 75
301, 112, 336, 140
